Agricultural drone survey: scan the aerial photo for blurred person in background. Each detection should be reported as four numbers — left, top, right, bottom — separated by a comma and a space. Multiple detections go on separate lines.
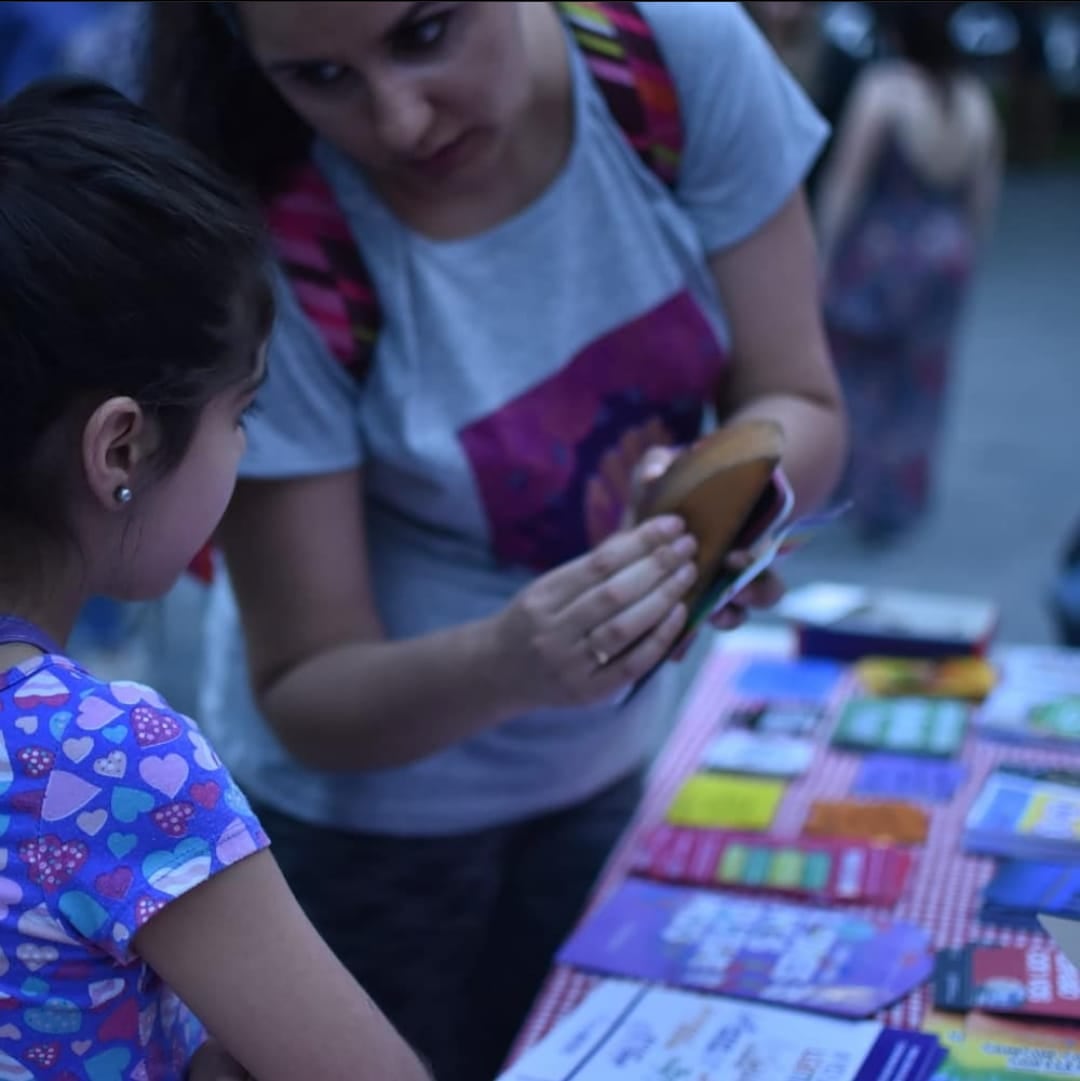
816, 0, 1003, 545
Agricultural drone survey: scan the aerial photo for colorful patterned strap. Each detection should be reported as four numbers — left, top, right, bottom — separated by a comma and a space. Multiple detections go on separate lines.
264, 163, 382, 381
556, 0, 683, 187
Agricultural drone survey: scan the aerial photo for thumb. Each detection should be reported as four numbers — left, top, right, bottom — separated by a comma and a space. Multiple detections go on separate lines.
623, 445, 682, 531
636, 445, 680, 485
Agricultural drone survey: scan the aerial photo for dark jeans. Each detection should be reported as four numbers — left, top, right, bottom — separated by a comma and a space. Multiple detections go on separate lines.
249, 770, 643, 1081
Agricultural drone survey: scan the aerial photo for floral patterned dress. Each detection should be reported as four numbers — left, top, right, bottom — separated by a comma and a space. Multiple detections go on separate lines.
824, 131, 978, 540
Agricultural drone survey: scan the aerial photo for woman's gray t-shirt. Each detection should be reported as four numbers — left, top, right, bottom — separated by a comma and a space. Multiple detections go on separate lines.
201, 1, 829, 836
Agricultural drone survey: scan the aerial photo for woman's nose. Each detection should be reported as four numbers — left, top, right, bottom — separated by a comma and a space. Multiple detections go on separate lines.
368, 74, 435, 156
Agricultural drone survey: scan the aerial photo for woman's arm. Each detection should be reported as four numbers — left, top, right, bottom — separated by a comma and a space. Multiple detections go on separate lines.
711, 188, 848, 512
136, 851, 431, 1081
219, 470, 509, 770
814, 69, 892, 267
219, 471, 696, 770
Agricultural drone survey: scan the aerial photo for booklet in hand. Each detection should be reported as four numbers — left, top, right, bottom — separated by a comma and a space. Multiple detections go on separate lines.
634, 420, 789, 638
616, 420, 847, 705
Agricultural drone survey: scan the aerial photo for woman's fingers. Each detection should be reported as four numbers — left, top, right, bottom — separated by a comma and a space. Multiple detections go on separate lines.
728, 563, 785, 610
636, 444, 680, 485
620, 443, 683, 531
561, 530, 697, 652
540, 515, 690, 612
577, 556, 698, 666
708, 602, 748, 631
590, 602, 690, 693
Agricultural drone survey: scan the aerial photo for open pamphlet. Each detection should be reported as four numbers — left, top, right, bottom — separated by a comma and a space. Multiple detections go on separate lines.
498, 979, 945, 1081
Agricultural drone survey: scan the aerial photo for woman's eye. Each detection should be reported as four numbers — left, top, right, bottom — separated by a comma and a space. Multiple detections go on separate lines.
292, 62, 351, 89
393, 12, 451, 56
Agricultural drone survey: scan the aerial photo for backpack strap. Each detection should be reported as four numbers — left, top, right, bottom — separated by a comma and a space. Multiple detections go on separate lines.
264, 162, 381, 381
557, 0, 683, 187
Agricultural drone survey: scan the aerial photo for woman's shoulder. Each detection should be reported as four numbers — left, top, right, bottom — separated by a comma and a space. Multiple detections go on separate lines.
951, 73, 1000, 135
585, 1, 828, 252
635, 0, 780, 86
849, 60, 919, 105
637, 0, 751, 38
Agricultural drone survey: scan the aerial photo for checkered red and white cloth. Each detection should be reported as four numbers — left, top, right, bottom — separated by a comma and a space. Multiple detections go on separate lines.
509, 648, 1080, 1060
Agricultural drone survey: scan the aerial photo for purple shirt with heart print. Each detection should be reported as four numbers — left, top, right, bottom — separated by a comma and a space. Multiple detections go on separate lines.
0, 651, 269, 1079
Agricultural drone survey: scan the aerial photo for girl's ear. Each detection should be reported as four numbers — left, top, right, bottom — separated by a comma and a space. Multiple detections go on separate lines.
81, 397, 156, 510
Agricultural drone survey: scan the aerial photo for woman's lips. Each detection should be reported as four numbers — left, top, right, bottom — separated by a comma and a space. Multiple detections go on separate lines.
408, 130, 478, 180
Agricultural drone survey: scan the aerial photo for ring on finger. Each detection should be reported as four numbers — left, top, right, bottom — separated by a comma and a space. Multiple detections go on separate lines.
587, 637, 610, 669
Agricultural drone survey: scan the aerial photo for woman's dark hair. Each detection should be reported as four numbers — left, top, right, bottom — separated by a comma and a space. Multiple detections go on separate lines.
0, 76, 273, 536
875, 2, 961, 79
142, 2, 312, 198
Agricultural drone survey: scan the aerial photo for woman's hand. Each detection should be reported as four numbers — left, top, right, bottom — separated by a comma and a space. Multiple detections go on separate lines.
628, 446, 785, 651
707, 552, 785, 631
494, 515, 698, 708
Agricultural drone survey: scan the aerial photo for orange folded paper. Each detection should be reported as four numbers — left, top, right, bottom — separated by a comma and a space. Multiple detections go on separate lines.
804, 799, 930, 846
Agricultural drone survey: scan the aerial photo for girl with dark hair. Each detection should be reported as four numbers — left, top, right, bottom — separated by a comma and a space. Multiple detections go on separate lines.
0, 76, 428, 1081
141, 4, 848, 1077
816, 0, 1004, 543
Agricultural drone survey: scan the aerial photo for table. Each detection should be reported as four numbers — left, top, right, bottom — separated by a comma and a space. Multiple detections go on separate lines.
509, 630, 1080, 1059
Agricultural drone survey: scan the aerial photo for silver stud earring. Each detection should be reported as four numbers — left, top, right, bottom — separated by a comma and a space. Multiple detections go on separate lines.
114, 486, 133, 506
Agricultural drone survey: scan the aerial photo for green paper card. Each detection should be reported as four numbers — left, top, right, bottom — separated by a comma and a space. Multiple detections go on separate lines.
832, 697, 968, 758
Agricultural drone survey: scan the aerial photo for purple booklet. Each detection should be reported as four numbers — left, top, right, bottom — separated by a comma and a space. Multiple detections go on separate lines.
854, 1028, 946, 1081
557, 879, 933, 1018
